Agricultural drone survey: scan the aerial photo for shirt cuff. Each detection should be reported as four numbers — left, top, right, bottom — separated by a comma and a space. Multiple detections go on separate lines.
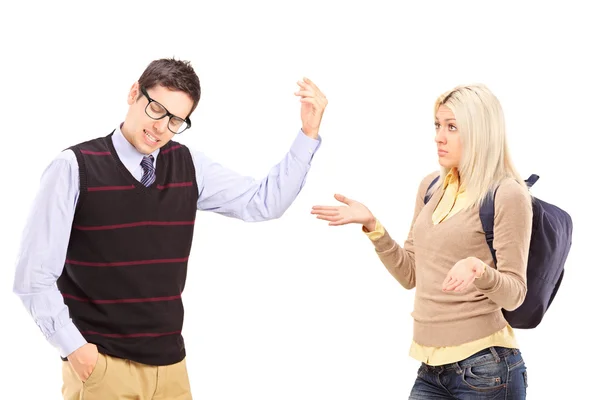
364, 221, 397, 253
290, 129, 321, 164
363, 219, 385, 241
47, 321, 87, 358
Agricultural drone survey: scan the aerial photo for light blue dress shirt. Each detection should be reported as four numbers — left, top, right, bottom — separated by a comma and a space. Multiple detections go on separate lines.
13, 126, 321, 358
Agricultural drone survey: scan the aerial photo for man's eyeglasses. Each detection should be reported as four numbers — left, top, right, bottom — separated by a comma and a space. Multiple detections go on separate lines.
140, 86, 191, 134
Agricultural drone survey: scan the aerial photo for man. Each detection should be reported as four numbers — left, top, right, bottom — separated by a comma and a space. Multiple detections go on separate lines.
13, 58, 327, 399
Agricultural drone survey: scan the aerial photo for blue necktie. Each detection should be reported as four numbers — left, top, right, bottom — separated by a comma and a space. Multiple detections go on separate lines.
140, 155, 156, 187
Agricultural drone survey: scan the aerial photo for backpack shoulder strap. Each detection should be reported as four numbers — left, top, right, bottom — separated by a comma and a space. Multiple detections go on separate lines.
424, 175, 440, 204
479, 187, 499, 265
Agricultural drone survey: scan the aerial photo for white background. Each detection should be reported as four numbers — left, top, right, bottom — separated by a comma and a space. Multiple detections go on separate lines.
1, 1, 597, 399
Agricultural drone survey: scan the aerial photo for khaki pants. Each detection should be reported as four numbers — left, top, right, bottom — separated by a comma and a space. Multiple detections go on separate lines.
62, 353, 192, 399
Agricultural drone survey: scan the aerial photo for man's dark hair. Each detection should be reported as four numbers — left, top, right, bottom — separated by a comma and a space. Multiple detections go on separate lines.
138, 58, 201, 116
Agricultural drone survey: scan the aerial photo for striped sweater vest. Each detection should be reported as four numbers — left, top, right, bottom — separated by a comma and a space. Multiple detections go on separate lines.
57, 132, 198, 366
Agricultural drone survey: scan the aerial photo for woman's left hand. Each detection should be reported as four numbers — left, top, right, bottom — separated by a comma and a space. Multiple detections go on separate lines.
442, 257, 486, 292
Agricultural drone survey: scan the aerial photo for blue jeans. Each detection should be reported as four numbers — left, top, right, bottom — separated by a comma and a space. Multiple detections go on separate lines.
409, 347, 528, 399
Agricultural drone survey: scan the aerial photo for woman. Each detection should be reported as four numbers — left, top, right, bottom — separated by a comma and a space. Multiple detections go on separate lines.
312, 84, 532, 398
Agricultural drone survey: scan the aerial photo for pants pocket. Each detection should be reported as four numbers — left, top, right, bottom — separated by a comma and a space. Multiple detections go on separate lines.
61, 354, 109, 400
461, 361, 506, 391
83, 353, 106, 383
83, 353, 107, 388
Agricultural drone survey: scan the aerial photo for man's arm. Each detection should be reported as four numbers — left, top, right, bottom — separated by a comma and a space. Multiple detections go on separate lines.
195, 77, 327, 221
12, 150, 87, 357
194, 130, 321, 221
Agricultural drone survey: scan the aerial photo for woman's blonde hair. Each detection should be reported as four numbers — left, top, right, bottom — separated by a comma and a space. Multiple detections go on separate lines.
430, 84, 529, 209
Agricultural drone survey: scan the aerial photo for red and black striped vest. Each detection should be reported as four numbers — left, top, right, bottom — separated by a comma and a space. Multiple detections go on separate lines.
57, 132, 198, 366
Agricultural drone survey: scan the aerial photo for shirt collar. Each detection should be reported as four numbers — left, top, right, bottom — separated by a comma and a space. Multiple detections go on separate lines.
111, 124, 160, 170
442, 167, 465, 193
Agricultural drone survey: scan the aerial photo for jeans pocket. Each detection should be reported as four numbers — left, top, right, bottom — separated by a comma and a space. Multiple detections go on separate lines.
462, 361, 506, 391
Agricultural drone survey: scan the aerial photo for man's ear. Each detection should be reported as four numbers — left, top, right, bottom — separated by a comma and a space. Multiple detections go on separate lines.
127, 82, 140, 105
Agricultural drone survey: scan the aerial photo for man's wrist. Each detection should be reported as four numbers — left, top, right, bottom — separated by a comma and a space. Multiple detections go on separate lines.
301, 127, 319, 139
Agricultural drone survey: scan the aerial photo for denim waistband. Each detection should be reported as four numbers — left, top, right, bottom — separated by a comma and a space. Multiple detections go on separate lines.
422, 346, 519, 374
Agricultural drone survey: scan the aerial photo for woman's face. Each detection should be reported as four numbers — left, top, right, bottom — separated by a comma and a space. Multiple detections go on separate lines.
435, 105, 462, 169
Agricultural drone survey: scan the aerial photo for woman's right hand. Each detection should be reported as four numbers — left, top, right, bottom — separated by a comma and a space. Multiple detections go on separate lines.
311, 194, 377, 231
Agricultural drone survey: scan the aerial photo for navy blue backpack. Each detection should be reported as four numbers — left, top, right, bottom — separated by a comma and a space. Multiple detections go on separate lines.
424, 174, 573, 329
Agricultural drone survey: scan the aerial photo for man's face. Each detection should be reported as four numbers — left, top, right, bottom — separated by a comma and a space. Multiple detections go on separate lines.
122, 83, 194, 154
